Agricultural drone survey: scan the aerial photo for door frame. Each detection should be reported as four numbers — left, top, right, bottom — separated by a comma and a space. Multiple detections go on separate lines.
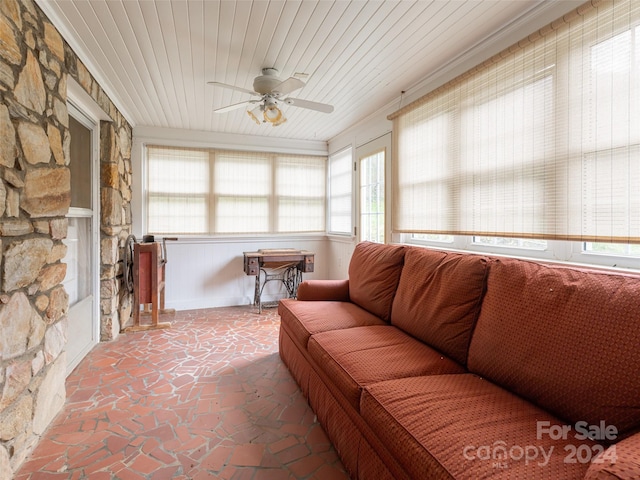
65, 99, 100, 375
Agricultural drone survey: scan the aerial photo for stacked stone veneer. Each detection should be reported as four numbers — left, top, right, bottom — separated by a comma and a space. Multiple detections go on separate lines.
0, 0, 133, 476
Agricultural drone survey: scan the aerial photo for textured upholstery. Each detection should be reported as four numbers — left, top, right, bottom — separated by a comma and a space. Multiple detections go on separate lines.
278, 298, 386, 349
468, 258, 640, 436
391, 247, 488, 365
585, 433, 640, 479
362, 374, 593, 480
278, 327, 314, 398
278, 244, 640, 480
348, 241, 405, 322
296, 279, 350, 302
305, 365, 412, 480
308, 325, 465, 411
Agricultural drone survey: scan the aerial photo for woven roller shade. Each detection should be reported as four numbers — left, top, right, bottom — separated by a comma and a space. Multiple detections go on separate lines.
391, 0, 640, 244
147, 146, 326, 235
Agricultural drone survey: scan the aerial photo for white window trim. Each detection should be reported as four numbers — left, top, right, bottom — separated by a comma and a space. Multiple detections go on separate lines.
401, 234, 640, 273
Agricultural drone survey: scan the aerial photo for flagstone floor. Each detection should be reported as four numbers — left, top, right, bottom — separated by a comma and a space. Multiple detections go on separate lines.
15, 306, 348, 480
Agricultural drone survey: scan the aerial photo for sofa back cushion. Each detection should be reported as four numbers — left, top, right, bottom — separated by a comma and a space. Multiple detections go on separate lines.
348, 242, 405, 322
391, 247, 488, 365
468, 258, 640, 437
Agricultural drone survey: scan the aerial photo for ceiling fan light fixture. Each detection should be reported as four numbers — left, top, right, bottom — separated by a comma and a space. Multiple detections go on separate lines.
211, 68, 332, 123
263, 104, 286, 126
247, 105, 262, 125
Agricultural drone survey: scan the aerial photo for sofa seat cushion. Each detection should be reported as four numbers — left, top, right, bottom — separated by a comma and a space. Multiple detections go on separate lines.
348, 241, 406, 322
308, 325, 465, 412
361, 374, 594, 480
468, 258, 640, 437
391, 247, 488, 366
278, 298, 386, 349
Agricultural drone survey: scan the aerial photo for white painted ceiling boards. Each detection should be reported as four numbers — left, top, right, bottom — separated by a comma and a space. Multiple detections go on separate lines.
37, 0, 582, 142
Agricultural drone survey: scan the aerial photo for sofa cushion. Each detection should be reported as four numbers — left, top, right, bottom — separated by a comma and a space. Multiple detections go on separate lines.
468, 258, 640, 437
348, 242, 405, 322
361, 374, 594, 480
308, 325, 465, 411
391, 247, 488, 365
585, 433, 640, 479
296, 279, 350, 301
278, 298, 386, 349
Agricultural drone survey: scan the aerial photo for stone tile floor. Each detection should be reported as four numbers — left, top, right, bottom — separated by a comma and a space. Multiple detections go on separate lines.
15, 306, 349, 479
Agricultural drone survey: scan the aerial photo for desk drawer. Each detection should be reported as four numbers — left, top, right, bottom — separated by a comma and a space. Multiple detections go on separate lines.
302, 255, 314, 273
244, 256, 260, 275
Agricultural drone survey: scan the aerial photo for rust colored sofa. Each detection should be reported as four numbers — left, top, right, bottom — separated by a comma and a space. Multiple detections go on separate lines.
278, 241, 640, 479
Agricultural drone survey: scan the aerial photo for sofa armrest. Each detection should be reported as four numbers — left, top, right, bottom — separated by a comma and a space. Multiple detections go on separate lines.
296, 279, 350, 302
584, 433, 640, 479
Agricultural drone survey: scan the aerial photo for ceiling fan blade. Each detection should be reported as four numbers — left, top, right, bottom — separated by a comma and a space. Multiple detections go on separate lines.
284, 97, 334, 113
214, 100, 257, 113
272, 77, 305, 96
208, 81, 258, 96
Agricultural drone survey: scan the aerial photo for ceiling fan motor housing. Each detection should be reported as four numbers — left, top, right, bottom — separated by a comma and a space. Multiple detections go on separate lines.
253, 68, 282, 95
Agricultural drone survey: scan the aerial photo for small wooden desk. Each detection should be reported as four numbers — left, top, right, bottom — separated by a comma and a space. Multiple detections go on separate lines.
243, 249, 314, 312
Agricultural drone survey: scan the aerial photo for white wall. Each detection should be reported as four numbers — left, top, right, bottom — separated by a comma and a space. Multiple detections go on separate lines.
163, 236, 328, 311
326, 235, 356, 280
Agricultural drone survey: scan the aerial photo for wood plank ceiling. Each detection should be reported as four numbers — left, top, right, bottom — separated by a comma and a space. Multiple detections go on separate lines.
37, 0, 577, 142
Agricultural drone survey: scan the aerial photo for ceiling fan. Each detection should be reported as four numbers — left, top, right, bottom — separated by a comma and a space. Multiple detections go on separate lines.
209, 68, 334, 126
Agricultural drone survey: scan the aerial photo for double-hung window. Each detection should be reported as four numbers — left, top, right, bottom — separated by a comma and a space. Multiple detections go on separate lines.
147, 146, 326, 235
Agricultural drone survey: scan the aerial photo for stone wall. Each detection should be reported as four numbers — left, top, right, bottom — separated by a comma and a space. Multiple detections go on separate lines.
0, 0, 132, 476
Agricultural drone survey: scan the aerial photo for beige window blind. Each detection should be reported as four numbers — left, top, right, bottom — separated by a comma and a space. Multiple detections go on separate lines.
147, 146, 326, 235
390, 0, 640, 243
275, 155, 326, 233
147, 146, 210, 235
328, 148, 353, 235
214, 151, 271, 234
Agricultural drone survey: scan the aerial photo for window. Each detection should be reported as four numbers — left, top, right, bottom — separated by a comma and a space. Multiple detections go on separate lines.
412, 233, 454, 244
214, 153, 270, 234
360, 149, 385, 243
147, 146, 326, 235
148, 147, 210, 234
391, 0, 640, 246
472, 236, 547, 251
327, 148, 353, 235
65, 114, 95, 306
276, 155, 326, 233
583, 242, 640, 257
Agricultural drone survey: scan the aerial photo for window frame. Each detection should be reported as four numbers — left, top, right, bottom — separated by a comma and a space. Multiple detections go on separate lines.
402, 233, 640, 271
145, 145, 327, 236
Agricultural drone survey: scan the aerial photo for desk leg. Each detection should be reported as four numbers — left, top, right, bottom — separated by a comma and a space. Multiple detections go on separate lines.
283, 266, 300, 298
293, 269, 302, 298
254, 273, 261, 313
252, 264, 301, 313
